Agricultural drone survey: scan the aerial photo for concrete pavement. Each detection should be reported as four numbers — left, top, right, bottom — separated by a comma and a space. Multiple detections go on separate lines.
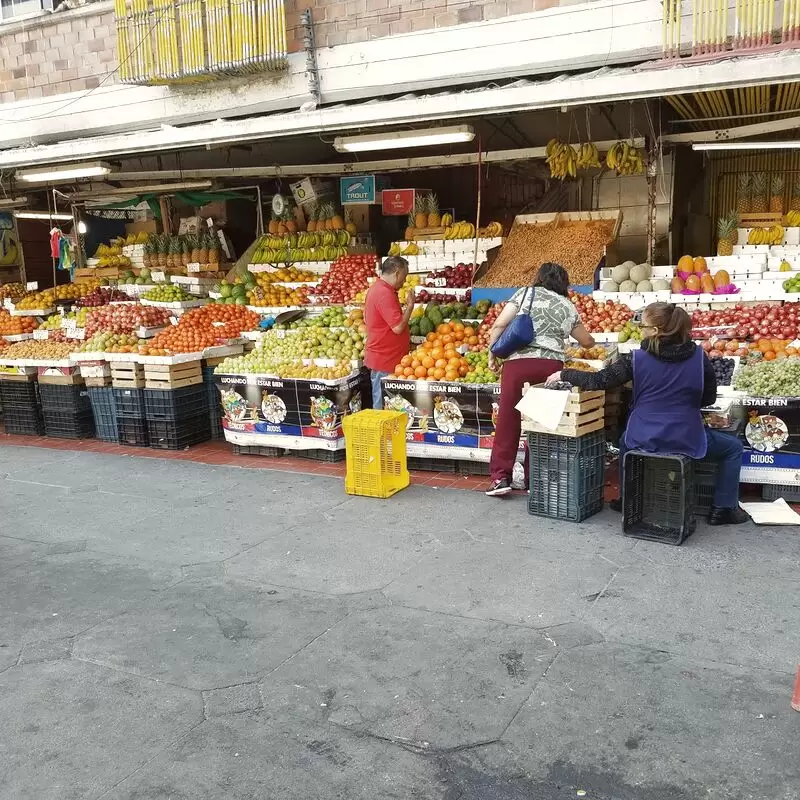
0, 445, 798, 799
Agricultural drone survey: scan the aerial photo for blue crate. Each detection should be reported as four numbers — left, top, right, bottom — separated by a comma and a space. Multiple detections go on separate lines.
87, 387, 119, 443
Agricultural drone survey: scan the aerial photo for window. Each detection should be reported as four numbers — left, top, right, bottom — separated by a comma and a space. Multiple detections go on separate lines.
0, 0, 53, 22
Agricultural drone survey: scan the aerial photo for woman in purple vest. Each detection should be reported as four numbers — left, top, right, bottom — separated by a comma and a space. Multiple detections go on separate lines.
548, 302, 748, 526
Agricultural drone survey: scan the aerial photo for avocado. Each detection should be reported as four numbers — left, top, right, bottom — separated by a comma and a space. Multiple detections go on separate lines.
419, 317, 434, 336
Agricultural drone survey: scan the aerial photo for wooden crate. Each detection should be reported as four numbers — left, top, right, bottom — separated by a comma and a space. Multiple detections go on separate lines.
85, 376, 112, 388
203, 356, 228, 368
740, 212, 783, 227
39, 373, 84, 386
409, 227, 447, 240
0, 371, 36, 382
521, 387, 606, 437
144, 361, 202, 389
111, 362, 145, 388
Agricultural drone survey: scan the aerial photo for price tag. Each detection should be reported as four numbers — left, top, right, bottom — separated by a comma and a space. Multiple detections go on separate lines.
187, 263, 201, 273
63, 317, 77, 331
33, 329, 49, 340
26, 281, 38, 291
169, 315, 179, 326
3, 298, 12, 309
431, 277, 448, 288
151, 270, 165, 283
66, 328, 86, 340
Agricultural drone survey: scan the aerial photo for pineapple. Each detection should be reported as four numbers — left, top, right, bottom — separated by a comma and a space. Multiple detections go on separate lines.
157, 235, 168, 268
404, 213, 415, 241
331, 206, 344, 230
268, 215, 279, 235
751, 172, 768, 213
426, 194, 441, 227
736, 173, 751, 215
345, 209, 357, 236
716, 214, 737, 256
209, 231, 220, 265
189, 234, 200, 264
285, 209, 298, 234
142, 239, 153, 269
167, 236, 181, 269
770, 175, 785, 213
181, 235, 190, 266
414, 195, 428, 229
306, 204, 318, 233
791, 176, 800, 212
198, 232, 209, 264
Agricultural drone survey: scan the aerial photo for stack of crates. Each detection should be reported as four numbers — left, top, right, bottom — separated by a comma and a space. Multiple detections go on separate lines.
144, 385, 211, 450
343, 409, 409, 498
87, 386, 119, 443
203, 363, 224, 440
0, 377, 43, 435
39, 383, 95, 439
114, 387, 149, 447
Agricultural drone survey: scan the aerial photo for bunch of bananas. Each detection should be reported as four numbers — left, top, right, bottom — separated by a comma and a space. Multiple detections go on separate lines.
785, 210, 800, 227
576, 142, 601, 169
441, 213, 454, 227
477, 221, 504, 237
443, 221, 476, 239
606, 142, 645, 176
545, 139, 577, 179
747, 225, 784, 245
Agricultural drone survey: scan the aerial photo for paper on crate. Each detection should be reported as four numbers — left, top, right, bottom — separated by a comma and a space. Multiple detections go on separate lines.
738, 498, 800, 525
515, 386, 569, 431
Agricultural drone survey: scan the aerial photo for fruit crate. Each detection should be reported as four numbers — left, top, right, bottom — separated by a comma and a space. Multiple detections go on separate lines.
407, 456, 459, 473
38, 383, 92, 415
0, 379, 40, 409
343, 409, 409, 498
111, 362, 145, 389
694, 461, 719, 513
2, 405, 44, 436
87, 387, 119, 443
113, 387, 147, 419
42, 409, 95, 440
232, 444, 285, 457
294, 447, 347, 463
147, 412, 211, 450
762, 482, 800, 502
143, 361, 203, 390
623, 452, 696, 545
209, 409, 224, 440
527, 430, 605, 522
521, 387, 605, 437
118, 417, 149, 447
144, 385, 208, 421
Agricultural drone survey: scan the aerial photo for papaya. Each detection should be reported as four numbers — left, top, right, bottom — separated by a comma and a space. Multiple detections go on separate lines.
677, 255, 694, 273
671, 276, 685, 292
713, 269, 730, 288
701, 273, 715, 293
693, 256, 707, 273
685, 274, 701, 292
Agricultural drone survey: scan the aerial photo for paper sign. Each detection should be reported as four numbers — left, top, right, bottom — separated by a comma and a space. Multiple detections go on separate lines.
739, 497, 800, 525
151, 270, 165, 283
33, 329, 49, 340
515, 386, 570, 432
26, 281, 38, 291
3, 298, 12, 309
430, 278, 447, 287
382, 189, 415, 216
65, 328, 85, 340
62, 317, 77, 330
187, 263, 201, 273
290, 178, 316, 206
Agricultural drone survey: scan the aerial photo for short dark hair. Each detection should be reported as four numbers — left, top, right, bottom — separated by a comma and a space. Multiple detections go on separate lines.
532, 262, 569, 296
380, 256, 409, 275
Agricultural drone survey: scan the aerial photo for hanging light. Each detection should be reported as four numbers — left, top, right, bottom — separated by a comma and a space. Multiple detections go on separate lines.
333, 125, 475, 153
16, 161, 113, 183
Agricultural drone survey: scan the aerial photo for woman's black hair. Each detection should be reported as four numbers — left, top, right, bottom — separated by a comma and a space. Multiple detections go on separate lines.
532, 262, 570, 297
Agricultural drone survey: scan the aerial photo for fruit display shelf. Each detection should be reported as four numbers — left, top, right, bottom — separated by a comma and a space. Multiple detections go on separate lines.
9, 307, 55, 317
1, 333, 35, 342
248, 261, 333, 274
140, 298, 209, 310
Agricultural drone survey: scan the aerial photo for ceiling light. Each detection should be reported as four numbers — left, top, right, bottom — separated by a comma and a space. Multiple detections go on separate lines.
334, 125, 475, 153
692, 141, 800, 151
16, 161, 113, 183
14, 211, 74, 221
68, 180, 213, 201
0, 197, 29, 210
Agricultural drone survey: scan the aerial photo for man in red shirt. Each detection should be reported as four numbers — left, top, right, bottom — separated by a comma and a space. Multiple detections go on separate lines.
364, 256, 414, 408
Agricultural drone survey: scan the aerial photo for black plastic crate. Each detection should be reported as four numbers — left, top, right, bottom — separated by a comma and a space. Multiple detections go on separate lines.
209, 410, 224, 440
407, 456, 459, 473
113, 387, 147, 419
147, 412, 210, 450
87, 387, 119, 443
693, 461, 719, 513
2, 405, 44, 436
39, 383, 92, 414
457, 460, 490, 476
623, 452, 696, 546
527, 430, 605, 522
0, 380, 40, 409
232, 444, 285, 457
762, 482, 800, 502
294, 448, 346, 463
43, 409, 95, 440
118, 417, 149, 447
144, 385, 209, 421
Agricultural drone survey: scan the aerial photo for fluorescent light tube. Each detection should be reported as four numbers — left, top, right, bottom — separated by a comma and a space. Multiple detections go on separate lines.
334, 125, 475, 153
14, 211, 74, 220
692, 141, 800, 151
16, 161, 113, 183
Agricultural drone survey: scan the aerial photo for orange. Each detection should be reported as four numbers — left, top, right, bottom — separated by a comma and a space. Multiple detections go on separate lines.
431, 348, 444, 360
422, 356, 434, 368
426, 332, 437, 342
422, 341, 434, 351
451, 321, 464, 330
444, 370, 459, 381
758, 340, 772, 353
427, 367, 436, 377
414, 365, 427, 378
448, 356, 462, 368
403, 367, 414, 377
435, 358, 448, 369
467, 336, 479, 346
400, 355, 412, 367
458, 364, 469, 377
764, 350, 776, 360
437, 324, 450, 335
463, 326, 475, 337
393, 364, 404, 376
411, 359, 421, 369
433, 367, 445, 379
442, 334, 453, 345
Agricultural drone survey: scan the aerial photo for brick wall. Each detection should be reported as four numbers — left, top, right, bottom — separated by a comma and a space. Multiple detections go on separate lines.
1, 0, 573, 104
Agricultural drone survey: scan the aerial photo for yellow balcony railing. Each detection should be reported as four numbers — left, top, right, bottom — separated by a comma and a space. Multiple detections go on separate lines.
115, 0, 287, 84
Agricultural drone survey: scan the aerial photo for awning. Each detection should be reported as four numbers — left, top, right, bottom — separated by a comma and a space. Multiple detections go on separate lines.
4, 49, 800, 171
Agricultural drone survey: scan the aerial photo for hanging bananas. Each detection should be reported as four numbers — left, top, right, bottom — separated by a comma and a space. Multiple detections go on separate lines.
605, 142, 645, 176
747, 225, 784, 246
575, 142, 601, 169
545, 139, 578, 179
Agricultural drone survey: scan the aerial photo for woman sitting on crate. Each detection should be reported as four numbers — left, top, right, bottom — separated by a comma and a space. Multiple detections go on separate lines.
485, 262, 596, 496
546, 302, 748, 526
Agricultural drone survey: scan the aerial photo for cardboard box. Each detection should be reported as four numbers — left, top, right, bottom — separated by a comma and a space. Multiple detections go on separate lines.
125, 220, 157, 236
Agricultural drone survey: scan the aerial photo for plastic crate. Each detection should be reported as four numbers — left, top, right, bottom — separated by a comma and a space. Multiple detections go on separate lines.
87, 387, 119, 443
209, 411, 224, 440
43, 409, 95, 440
144, 385, 209, 421
2, 405, 44, 436
113, 388, 147, 419
762, 482, 800, 502
232, 444, 285, 457
407, 457, 459, 473
458, 460, 490, 476
39, 384, 92, 415
527, 430, 605, 522
118, 417, 149, 447
294, 447, 347, 463
147, 413, 211, 450
623, 452, 696, 545
343, 409, 409, 498
693, 461, 719, 513
0, 380, 40, 409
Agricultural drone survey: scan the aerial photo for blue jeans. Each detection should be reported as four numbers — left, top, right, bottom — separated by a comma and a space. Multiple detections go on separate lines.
620, 428, 743, 509
370, 370, 388, 410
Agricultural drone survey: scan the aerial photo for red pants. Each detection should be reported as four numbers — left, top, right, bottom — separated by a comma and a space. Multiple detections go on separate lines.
489, 357, 563, 482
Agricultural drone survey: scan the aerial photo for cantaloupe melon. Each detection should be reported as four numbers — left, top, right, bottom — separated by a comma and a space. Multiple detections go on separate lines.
619, 280, 637, 292
652, 279, 670, 291
629, 263, 652, 284
636, 279, 653, 292
601, 280, 619, 292
611, 264, 631, 284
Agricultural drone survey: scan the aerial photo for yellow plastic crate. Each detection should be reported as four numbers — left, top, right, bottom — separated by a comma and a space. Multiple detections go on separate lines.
343, 409, 409, 498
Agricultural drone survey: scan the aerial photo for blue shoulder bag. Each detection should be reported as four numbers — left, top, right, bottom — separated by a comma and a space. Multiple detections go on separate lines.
490, 288, 535, 359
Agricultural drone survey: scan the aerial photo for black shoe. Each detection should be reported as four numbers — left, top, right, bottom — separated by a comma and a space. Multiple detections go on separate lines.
609, 497, 622, 513
485, 479, 512, 497
708, 506, 750, 526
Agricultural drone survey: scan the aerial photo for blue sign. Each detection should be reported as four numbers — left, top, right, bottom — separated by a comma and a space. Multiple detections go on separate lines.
743, 449, 800, 469
340, 175, 376, 205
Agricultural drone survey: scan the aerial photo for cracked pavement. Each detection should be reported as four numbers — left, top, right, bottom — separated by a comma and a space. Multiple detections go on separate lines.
1, 445, 798, 799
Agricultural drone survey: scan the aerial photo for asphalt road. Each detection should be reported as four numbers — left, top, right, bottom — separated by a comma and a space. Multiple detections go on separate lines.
0, 445, 798, 799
